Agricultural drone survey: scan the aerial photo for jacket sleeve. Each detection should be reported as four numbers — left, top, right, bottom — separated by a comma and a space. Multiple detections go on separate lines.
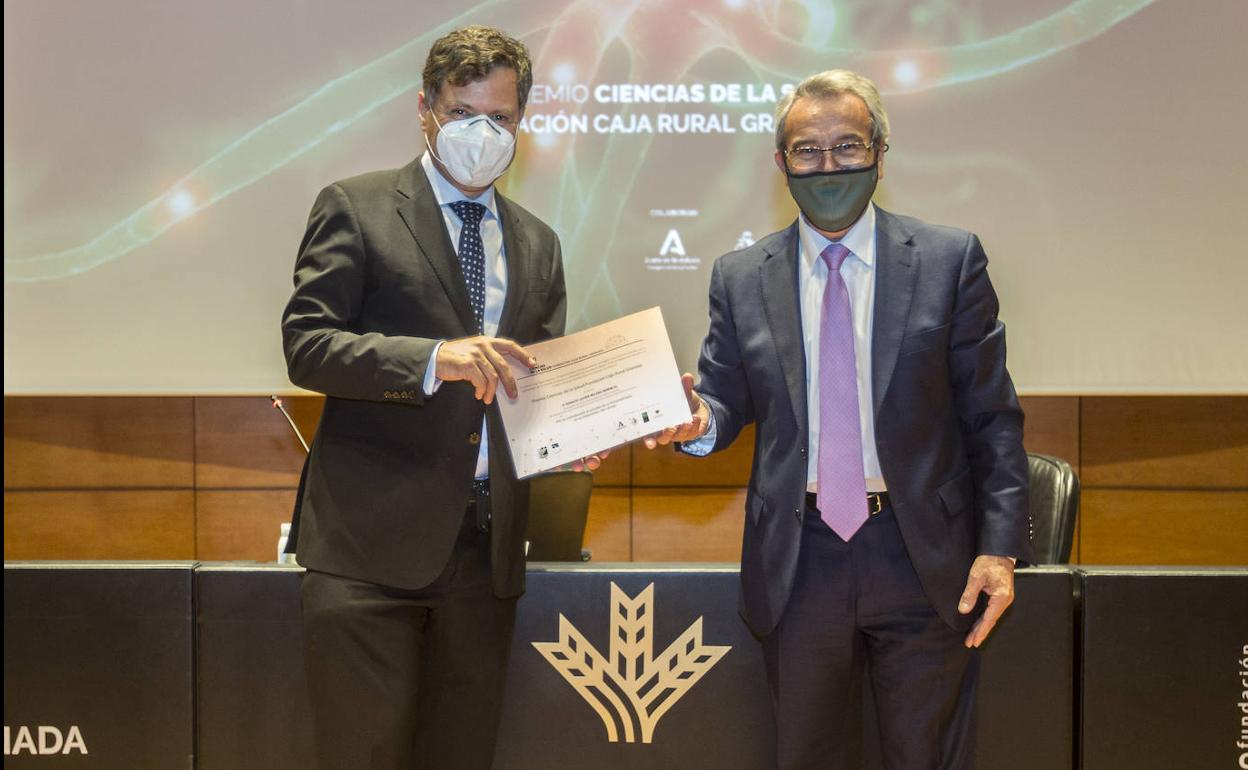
949, 234, 1033, 562
691, 256, 756, 453
281, 183, 439, 404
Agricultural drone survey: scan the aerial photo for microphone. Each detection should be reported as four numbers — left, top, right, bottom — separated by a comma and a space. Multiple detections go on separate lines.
269, 395, 309, 454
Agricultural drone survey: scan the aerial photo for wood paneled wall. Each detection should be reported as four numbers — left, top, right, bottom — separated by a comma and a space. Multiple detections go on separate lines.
5, 396, 1246, 565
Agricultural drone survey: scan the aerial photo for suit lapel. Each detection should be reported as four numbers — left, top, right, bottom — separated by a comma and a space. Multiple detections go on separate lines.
395, 159, 475, 336
871, 209, 918, 414
759, 224, 809, 431
495, 194, 528, 339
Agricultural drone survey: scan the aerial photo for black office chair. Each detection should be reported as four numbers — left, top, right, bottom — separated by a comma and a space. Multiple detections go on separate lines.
525, 470, 594, 561
1026, 452, 1080, 563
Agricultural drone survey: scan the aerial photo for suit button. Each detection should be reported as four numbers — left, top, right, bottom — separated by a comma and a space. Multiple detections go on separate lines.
794, 508, 802, 522
468, 432, 481, 445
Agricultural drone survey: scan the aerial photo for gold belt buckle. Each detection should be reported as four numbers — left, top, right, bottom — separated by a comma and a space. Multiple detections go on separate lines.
867, 493, 884, 515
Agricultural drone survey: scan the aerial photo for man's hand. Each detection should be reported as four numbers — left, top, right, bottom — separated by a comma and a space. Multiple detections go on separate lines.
958, 555, 1016, 648
435, 336, 535, 404
642, 373, 710, 449
565, 449, 611, 473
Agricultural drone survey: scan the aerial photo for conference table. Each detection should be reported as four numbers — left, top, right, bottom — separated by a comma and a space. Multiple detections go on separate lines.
4, 562, 1245, 769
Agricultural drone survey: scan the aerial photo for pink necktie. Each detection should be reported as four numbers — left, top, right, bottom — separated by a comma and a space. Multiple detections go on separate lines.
818, 243, 868, 540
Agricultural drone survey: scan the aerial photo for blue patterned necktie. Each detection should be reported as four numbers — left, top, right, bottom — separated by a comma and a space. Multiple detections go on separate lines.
818, 242, 869, 541
449, 200, 487, 334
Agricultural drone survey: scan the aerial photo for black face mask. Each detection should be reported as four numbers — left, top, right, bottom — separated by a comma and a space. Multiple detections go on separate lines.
786, 162, 878, 232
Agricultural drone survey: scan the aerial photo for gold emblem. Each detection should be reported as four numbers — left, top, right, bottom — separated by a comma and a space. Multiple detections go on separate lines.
533, 582, 731, 743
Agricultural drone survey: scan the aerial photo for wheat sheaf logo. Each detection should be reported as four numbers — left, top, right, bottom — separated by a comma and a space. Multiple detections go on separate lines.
533, 582, 731, 743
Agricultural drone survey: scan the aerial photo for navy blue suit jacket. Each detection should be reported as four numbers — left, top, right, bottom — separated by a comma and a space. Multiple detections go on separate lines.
692, 208, 1032, 637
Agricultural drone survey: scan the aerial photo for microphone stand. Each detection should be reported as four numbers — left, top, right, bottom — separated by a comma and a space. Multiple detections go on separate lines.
270, 395, 309, 453
270, 396, 308, 564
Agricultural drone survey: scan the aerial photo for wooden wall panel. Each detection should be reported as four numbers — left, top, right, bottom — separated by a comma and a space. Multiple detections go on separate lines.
1079, 490, 1248, 565
631, 424, 755, 487
195, 396, 322, 488
582, 487, 631, 562
3, 395, 1244, 565
2, 490, 195, 560
196, 490, 297, 562
3, 397, 193, 489
1081, 397, 1248, 488
1020, 396, 1080, 471
589, 445, 632, 487
631, 488, 747, 562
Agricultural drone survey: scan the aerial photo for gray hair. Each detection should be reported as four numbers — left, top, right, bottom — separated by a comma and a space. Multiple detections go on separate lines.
774, 70, 890, 151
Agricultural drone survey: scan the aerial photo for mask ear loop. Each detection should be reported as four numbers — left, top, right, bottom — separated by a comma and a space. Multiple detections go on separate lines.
422, 103, 450, 167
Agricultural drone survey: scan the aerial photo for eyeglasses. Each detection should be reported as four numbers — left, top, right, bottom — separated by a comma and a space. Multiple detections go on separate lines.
783, 141, 885, 173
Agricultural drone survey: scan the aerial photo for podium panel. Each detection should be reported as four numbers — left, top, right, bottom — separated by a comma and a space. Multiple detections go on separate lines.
2, 562, 195, 769
494, 566, 774, 770
972, 567, 1077, 768
863, 568, 1078, 769
195, 564, 314, 770
497, 566, 1075, 770
1080, 568, 1248, 770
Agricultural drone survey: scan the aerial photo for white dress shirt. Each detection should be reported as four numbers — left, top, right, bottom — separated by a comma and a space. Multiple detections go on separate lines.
686, 204, 886, 493
419, 152, 508, 480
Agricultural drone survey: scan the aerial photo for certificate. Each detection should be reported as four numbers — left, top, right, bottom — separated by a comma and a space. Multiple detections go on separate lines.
498, 307, 692, 478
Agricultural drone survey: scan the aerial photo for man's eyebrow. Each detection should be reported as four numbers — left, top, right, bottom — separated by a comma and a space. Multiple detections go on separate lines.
441, 99, 516, 116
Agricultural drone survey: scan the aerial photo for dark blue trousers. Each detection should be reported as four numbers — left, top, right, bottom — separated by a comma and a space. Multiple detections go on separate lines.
762, 502, 978, 770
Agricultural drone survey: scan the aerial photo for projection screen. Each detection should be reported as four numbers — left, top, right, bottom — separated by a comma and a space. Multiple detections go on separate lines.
4, 0, 1247, 394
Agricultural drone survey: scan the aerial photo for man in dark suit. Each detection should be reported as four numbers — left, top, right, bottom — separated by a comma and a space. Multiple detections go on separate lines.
281, 26, 598, 770
648, 70, 1032, 768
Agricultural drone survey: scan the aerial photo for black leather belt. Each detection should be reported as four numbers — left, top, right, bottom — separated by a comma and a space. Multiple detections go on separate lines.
469, 478, 491, 532
805, 491, 890, 515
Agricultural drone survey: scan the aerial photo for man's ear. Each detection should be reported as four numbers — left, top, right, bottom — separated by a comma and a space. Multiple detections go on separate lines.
418, 91, 432, 132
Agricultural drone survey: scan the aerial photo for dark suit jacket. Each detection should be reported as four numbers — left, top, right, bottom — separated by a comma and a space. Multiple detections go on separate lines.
281, 157, 566, 598
693, 208, 1032, 637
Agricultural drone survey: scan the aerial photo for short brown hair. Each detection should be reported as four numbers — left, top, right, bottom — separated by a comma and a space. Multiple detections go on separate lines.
422, 26, 533, 112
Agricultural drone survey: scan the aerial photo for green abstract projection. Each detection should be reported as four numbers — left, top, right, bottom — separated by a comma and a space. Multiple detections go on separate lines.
4, 0, 1157, 283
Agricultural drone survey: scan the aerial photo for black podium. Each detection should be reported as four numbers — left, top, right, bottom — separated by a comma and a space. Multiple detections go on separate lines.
1080, 567, 1248, 770
12, 561, 1243, 769
196, 564, 315, 770
3, 562, 195, 768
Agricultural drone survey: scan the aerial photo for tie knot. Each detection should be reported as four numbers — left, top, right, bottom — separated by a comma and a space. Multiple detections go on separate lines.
450, 200, 486, 225
821, 242, 851, 272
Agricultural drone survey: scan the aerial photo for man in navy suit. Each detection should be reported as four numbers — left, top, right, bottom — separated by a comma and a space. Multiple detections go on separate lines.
647, 70, 1032, 769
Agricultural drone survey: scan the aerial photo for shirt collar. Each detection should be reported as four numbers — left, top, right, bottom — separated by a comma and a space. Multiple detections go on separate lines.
420, 152, 499, 221
798, 202, 876, 272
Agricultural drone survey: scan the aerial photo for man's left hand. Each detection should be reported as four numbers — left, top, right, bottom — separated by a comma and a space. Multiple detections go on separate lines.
958, 555, 1016, 648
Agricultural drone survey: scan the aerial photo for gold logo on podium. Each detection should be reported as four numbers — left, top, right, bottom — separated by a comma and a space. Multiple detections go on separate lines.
533, 582, 731, 743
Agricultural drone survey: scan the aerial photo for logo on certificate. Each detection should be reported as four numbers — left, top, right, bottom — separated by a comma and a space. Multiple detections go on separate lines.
533, 583, 731, 743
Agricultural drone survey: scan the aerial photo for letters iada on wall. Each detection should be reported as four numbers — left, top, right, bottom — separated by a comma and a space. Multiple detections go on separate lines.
4, 725, 88, 756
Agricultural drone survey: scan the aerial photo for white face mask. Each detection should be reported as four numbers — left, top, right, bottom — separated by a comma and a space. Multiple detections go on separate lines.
424, 108, 516, 188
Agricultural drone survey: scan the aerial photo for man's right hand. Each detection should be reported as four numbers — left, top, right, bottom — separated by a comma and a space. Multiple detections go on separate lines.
435, 336, 536, 404
643, 373, 710, 449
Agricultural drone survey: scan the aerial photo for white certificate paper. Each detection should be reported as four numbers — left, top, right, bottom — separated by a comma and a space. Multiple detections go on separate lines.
498, 307, 692, 478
